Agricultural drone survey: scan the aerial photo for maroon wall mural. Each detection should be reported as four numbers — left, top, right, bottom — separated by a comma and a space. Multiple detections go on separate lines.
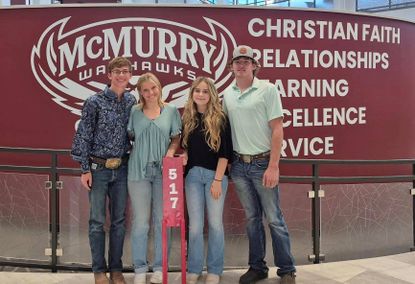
0, 6, 414, 162
0, 5, 414, 266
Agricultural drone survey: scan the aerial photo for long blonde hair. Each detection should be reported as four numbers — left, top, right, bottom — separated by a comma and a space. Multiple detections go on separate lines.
182, 77, 225, 152
136, 72, 164, 108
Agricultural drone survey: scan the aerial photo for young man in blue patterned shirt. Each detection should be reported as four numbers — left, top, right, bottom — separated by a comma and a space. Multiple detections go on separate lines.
71, 57, 136, 284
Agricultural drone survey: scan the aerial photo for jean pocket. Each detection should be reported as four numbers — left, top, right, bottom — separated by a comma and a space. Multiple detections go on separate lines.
253, 159, 269, 169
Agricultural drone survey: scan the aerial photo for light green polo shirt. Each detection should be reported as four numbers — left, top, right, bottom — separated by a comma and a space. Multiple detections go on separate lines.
223, 77, 283, 155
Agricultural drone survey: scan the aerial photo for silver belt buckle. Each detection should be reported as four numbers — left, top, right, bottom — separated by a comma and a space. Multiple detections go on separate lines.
241, 155, 252, 163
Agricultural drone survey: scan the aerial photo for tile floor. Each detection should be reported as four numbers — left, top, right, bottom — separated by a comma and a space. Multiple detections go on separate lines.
1, 251, 415, 283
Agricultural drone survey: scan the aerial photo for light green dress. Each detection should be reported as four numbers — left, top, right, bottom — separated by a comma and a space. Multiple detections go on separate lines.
127, 103, 182, 181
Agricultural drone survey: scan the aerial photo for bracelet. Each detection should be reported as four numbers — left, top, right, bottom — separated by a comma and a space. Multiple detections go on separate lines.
214, 178, 222, 182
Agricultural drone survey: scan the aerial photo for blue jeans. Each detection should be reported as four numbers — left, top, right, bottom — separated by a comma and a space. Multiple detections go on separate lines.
89, 162, 128, 273
231, 158, 296, 277
128, 162, 167, 273
185, 166, 228, 275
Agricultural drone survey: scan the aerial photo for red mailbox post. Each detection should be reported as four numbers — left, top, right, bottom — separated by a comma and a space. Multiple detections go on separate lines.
162, 157, 186, 284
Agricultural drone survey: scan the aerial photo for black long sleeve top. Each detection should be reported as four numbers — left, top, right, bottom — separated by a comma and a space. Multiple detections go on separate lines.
184, 112, 233, 177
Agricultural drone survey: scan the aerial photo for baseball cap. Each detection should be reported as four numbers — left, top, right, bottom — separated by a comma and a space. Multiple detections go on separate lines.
232, 45, 257, 63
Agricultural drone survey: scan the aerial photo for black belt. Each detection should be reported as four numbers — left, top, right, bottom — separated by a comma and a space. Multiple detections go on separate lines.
234, 151, 270, 163
90, 155, 129, 169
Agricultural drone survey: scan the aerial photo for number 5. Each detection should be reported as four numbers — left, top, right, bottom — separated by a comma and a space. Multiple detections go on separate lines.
169, 168, 177, 180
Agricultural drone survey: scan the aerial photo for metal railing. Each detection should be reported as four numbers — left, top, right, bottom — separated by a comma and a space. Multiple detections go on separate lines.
0, 146, 414, 271
356, 0, 415, 12
280, 158, 415, 263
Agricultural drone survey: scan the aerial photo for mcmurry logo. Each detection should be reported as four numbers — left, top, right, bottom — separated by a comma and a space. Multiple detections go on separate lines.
31, 16, 237, 115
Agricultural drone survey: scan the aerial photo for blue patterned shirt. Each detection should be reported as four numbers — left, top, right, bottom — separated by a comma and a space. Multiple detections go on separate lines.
71, 86, 137, 173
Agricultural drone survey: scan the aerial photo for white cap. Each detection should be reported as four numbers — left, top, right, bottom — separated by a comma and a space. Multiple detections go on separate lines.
232, 45, 257, 63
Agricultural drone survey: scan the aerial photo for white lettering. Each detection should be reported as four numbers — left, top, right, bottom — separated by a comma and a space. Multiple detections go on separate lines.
281, 136, 335, 157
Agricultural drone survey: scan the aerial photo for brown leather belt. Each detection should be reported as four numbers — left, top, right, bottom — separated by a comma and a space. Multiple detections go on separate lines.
234, 151, 270, 163
90, 155, 129, 169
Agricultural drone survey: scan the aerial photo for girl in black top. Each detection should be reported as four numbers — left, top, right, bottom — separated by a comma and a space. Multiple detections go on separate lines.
181, 77, 233, 284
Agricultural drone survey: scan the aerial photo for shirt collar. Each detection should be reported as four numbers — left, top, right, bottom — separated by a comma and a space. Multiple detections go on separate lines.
231, 77, 260, 92
103, 85, 126, 101
231, 77, 260, 95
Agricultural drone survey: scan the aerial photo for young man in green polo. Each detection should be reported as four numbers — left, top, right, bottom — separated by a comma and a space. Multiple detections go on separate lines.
223, 45, 296, 284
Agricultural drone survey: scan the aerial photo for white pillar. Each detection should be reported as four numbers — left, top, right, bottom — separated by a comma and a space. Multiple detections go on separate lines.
333, 0, 356, 12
